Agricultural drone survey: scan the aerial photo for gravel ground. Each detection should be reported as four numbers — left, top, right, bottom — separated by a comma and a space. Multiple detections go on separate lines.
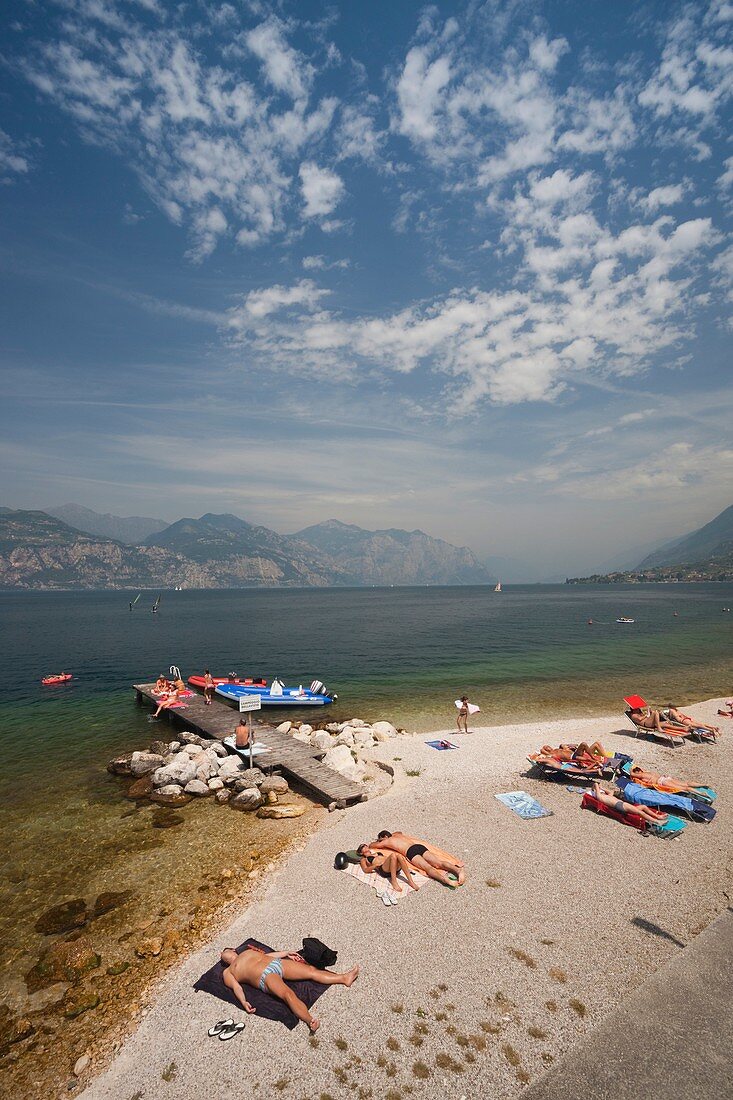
80, 699, 733, 1100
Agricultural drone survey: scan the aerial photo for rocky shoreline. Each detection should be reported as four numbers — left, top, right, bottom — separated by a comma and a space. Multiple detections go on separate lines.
0, 715, 407, 1099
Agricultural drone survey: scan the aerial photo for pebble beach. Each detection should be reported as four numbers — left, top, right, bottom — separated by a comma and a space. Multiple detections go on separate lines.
76, 697, 732, 1100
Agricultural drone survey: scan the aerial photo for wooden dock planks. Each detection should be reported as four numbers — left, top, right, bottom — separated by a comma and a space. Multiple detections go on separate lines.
133, 683, 365, 806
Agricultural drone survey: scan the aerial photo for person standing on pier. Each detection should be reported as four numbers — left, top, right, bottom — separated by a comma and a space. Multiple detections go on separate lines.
203, 669, 215, 706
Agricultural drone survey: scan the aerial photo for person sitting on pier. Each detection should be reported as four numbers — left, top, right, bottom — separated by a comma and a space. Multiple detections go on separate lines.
152, 684, 179, 718
357, 844, 419, 893
235, 716, 251, 749
220, 946, 359, 1033
154, 675, 169, 695
370, 830, 466, 887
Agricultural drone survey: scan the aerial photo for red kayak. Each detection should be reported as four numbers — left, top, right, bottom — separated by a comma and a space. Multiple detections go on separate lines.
42, 673, 73, 685
188, 674, 267, 689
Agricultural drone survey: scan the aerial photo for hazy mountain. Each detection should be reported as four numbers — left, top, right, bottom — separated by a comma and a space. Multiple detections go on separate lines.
144, 513, 342, 586
293, 519, 495, 585
47, 503, 167, 545
638, 503, 733, 568
0, 509, 185, 589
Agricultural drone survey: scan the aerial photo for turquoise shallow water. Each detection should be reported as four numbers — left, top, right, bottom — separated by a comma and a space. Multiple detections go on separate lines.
0, 584, 730, 1007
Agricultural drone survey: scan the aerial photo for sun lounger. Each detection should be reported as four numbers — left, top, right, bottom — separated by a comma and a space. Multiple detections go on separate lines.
616, 777, 716, 822
528, 754, 603, 780
618, 762, 717, 804
580, 792, 686, 837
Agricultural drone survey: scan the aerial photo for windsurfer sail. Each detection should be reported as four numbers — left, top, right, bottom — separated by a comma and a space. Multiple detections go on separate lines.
494, 582, 502, 592
152, 595, 161, 614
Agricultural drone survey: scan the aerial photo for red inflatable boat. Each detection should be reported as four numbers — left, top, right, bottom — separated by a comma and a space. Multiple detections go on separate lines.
188, 674, 267, 689
41, 673, 73, 685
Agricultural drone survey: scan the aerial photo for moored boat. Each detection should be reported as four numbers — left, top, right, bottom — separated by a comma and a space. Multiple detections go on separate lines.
215, 679, 335, 707
41, 673, 73, 685
188, 674, 267, 689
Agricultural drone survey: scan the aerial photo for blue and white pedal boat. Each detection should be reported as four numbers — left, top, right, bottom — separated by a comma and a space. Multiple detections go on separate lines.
215, 679, 335, 707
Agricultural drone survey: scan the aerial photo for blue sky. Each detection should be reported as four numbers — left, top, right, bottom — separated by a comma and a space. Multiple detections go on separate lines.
1, 0, 732, 578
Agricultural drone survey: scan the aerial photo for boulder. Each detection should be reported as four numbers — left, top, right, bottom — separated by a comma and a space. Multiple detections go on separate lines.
353, 727, 375, 747
349, 718, 367, 727
107, 753, 134, 776
34, 898, 87, 936
73, 1054, 90, 1076
237, 767, 265, 788
215, 789, 231, 804
168, 741, 181, 753
323, 744, 366, 783
91, 891, 134, 918
151, 752, 197, 787
195, 762, 217, 783
291, 729, 311, 743
148, 740, 169, 756
210, 742, 229, 757
299, 724, 313, 737
324, 723, 341, 733
372, 721, 398, 741
260, 776, 289, 795
184, 779, 212, 797
0, 1007, 34, 1054
178, 730, 207, 747
312, 731, 333, 751
134, 936, 163, 958
26, 936, 101, 992
217, 756, 244, 780
182, 743, 203, 757
207, 777, 224, 791
275, 721, 292, 734
336, 727, 355, 747
256, 805, 305, 819
149, 785, 192, 807
125, 775, 154, 800
229, 788, 263, 811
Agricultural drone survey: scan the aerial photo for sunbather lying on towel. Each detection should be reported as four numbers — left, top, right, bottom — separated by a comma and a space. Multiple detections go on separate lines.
220, 946, 359, 1033
369, 830, 466, 886
540, 741, 609, 765
152, 687, 180, 718
591, 783, 668, 825
357, 845, 419, 892
656, 705, 720, 738
629, 765, 711, 797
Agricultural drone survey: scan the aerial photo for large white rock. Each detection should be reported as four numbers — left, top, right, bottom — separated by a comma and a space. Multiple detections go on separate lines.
130, 752, 165, 777
336, 727, 355, 747
209, 742, 228, 758
291, 730, 311, 743
208, 777, 224, 791
152, 752, 197, 787
230, 788, 263, 811
312, 731, 333, 752
324, 744, 366, 783
195, 761, 217, 783
299, 724, 313, 737
275, 721, 292, 734
217, 756, 244, 780
353, 727, 375, 748
184, 779, 211, 797
182, 744, 202, 757
349, 718, 367, 727
372, 721, 398, 741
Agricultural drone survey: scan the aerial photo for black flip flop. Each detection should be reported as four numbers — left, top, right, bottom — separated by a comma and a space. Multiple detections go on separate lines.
219, 1022, 246, 1041
208, 1019, 234, 1037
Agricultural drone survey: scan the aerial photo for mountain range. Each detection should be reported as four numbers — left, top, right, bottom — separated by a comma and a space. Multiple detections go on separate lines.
0, 508, 495, 590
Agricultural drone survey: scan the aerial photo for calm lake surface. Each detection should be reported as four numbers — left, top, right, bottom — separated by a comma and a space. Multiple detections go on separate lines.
1, 583, 731, 1006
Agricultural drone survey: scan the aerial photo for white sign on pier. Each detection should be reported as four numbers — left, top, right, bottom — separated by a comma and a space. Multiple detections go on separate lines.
239, 695, 263, 713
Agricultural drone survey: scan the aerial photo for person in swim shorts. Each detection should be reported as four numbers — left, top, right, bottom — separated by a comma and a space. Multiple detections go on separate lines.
591, 782, 668, 825
220, 946, 359, 1033
369, 830, 466, 886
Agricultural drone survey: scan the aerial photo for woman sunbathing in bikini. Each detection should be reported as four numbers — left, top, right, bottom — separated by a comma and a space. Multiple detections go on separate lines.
627, 706, 668, 734
629, 765, 710, 797
541, 741, 609, 765
591, 782, 668, 825
154, 675, 170, 695
657, 705, 720, 737
152, 685, 179, 718
370, 830, 466, 886
220, 946, 359, 1033
357, 845, 419, 892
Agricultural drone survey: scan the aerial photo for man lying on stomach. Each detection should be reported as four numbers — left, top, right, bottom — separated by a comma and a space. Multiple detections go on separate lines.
220, 946, 359, 1033
370, 830, 466, 886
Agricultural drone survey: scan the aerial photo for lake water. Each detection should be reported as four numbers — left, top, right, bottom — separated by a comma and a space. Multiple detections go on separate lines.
1, 583, 731, 1013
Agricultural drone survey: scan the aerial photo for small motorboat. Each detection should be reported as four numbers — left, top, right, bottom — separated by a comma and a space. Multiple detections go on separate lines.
216, 679, 335, 707
616, 617, 635, 624
42, 673, 73, 685
188, 674, 267, 689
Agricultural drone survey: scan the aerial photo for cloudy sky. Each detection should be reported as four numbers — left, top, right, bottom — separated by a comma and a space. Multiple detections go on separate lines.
1, 0, 732, 578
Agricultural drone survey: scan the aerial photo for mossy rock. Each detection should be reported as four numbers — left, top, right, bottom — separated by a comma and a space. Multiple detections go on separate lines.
63, 991, 101, 1019
106, 961, 130, 976
26, 935, 101, 992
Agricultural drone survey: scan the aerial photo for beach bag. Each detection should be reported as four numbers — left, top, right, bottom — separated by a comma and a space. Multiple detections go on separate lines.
301, 937, 337, 969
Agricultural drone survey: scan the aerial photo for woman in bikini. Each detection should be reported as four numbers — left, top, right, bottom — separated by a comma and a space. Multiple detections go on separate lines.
357, 844, 419, 892
541, 741, 608, 765
658, 704, 720, 737
220, 946, 359, 1033
371, 830, 466, 886
152, 684, 179, 718
154, 675, 169, 695
203, 669, 215, 706
629, 765, 711, 797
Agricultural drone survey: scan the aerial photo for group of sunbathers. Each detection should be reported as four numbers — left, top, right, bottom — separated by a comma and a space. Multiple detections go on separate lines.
357, 829, 466, 890
151, 673, 187, 718
627, 703, 720, 739
530, 741, 611, 773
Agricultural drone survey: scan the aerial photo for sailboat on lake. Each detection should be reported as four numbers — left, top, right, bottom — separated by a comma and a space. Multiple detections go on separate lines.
494, 582, 502, 592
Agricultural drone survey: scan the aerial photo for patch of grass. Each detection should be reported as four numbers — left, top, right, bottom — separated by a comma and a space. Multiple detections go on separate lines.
405, 769, 422, 777
540, 938, 555, 945
385, 1062, 397, 1078
494, 991, 515, 1008
386, 1038, 400, 1051
517, 1069, 531, 1084
412, 1062, 430, 1079
479, 1021, 501, 1034
319, 1094, 335, 1100
415, 1007, 428, 1018
334, 1038, 348, 1051
435, 1052, 463, 1073
333, 1068, 348, 1085
434, 1011, 447, 1021
161, 1062, 177, 1082
469, 1034, 487, 1051
309, 1036, 320, 1049
502, 1044, 521, 1068
408, 1034, 424, 1047
509, 947, 537, 968
414, 1022, 429, 1035
454, 1034, 469, 1048
376, 1056, 386, 1068
485, 878, 502, 888
437, 982, 448, 991
548, 967, 567, 984
445, 1024, 456, 1036
464, 1051, 476, 1064
357, 1088, 372, 1099
385, 1093, 403, 1100
445, 1003, 456, 1011
273, 1080, 289, 1091
569, 998, 586, 1018
541, 1052, 555, 1064
391, 1003, 404, 1014
429, 988, 440, 999
528, 1025, 547, 1040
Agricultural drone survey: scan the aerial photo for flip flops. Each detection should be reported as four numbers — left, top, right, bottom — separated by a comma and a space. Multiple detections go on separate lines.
208, 1019, 234, 1037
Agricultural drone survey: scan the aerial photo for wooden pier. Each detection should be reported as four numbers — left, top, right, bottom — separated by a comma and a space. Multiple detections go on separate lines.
134, 683, 366, 808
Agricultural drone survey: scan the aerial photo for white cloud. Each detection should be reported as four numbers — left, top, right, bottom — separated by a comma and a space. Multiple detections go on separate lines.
395, 45, 451, 143
302, 255, 350, 271
245, 18, 312, 101
299, 162, 345, 219
0, 129, 31, 178
638, 183, 687, 212
228, 279, 330, 329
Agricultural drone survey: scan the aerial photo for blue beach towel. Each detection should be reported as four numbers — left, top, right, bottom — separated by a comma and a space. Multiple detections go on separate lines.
651, 815, 687, 838
495, 791, 553, 819
616, 778, 716, 821
425, 739, 459, 750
